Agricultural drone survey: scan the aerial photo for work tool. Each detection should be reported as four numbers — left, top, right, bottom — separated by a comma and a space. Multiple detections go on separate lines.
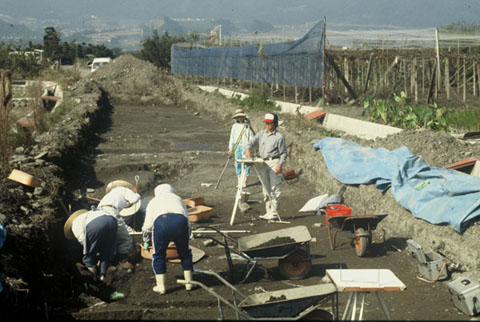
215, 122, 255, 189
215, 125, 247, 189
194, 225, 313, 283
325, 205, 388, 257
177, 268, 337, 320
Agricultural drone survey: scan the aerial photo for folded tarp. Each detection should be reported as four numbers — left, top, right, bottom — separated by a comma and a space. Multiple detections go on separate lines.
314, 137, 480, 233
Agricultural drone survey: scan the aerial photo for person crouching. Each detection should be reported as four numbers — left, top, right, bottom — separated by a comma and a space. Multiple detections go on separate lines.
141, 183, 193, 294
64, 186, 141, 281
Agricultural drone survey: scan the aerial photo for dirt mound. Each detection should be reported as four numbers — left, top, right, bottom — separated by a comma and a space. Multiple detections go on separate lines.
89, 54, 184, 105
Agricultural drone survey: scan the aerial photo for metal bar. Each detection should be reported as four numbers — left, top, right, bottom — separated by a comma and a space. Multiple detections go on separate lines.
342, 292, 353, 320
376, 292, 391, 321
351, 292, 357, 321
230, 163, 247, 225
215, 157, 231, 189
359, 292, 366, 321
192, 230, 251, 234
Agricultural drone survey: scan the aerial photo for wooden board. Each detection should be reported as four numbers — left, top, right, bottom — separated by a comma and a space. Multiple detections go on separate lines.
326, 269, 406, 292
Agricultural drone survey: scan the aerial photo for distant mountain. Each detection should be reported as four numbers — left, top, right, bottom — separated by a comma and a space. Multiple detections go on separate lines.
1, 0, 479, 48
1, 0, 479, 29
0, 19, 40, 41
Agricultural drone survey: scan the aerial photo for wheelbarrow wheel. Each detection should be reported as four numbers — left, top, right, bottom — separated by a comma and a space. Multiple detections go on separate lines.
355, 228, 368, 257
278, 249, 311, 280
304, 309, 334, 320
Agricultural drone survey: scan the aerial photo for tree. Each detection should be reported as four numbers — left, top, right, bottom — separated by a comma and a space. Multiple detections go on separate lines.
140, 30, 185, 69
43, 26, 61, 62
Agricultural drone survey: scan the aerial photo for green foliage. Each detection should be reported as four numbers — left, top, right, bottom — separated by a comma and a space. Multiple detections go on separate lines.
442, 20, 480, 33
139, 30, 186, 69
444, 108, 480, 132
43, 26, 61, 61
228, 91, 280, 112
363, 92, 449, 131
257, 43, 265, 58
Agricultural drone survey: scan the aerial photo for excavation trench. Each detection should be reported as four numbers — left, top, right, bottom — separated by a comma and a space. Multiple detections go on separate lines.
2, 55, 480, 320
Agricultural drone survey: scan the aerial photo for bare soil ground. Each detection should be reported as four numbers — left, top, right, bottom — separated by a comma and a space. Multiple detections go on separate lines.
2, 54, 480, 320
63, 100, 472, 321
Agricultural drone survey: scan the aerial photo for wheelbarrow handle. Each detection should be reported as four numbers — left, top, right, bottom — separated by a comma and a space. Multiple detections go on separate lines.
194, 225, 238, 246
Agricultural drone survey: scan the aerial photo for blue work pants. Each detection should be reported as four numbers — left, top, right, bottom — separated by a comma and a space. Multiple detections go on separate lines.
152, 213, 192, 274
83, 215, 118, 275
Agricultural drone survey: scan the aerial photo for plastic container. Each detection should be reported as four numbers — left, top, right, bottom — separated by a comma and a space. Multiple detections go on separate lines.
325, 204, 352, 224
188, 205, 212, 222
139, 242, 178, 260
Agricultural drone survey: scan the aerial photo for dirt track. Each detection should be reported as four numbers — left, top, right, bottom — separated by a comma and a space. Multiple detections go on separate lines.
2, 54, 480, 320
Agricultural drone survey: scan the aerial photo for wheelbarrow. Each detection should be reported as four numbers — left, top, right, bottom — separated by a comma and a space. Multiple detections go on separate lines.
177, 268, 338, 320
325, 204, 387, 257
194, 225, 313, 284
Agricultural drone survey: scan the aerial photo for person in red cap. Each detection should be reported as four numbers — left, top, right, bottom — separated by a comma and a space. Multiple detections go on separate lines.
245, 112, 287, 220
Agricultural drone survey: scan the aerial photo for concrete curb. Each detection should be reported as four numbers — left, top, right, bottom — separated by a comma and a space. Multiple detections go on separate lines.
198, 85, 403, 140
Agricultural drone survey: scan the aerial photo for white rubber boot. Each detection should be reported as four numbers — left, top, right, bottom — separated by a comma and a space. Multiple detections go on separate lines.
153, 274, 166, 294
184, 270, 194, 291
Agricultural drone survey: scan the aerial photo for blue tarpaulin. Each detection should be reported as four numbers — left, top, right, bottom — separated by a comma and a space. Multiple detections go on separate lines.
314, 137, 480, 233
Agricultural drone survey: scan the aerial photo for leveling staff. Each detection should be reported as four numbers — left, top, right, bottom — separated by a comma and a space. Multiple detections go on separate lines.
245, 112, 287, 220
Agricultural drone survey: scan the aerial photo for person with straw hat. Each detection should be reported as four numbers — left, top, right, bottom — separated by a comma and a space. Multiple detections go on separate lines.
141, 183, 193, 295
228, 108, 255, 190
64, 186, 141, 281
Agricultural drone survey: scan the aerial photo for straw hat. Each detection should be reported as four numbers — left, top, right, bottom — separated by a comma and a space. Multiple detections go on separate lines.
119, 199, 141, 217
105, 180, 135, 193
104, 180, 141, 217
232, 108, 246, 119
64, 209, 88, 240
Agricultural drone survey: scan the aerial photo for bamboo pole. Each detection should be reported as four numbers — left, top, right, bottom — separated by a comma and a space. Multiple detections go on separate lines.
344, 57, 349, 94
435, 27, 441, 96
445, 57, 450, 100
422, 59, 425, 95
427, 60, 437, 104
325, 52, 358, 100
478, 62, 480, 98
473, 61, 476, 97
363, 53, 374, 94
414, 58, 418, 103
463, 56, 466, 102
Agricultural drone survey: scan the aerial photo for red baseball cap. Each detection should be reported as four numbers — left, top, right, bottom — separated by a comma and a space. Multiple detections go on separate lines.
264, 113, 275, 123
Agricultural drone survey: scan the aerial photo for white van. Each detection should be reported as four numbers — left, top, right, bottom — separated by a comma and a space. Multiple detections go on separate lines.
91, 57, 112, 72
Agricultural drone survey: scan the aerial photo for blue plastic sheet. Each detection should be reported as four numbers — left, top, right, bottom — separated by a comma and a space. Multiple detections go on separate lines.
314, 137, 480, 233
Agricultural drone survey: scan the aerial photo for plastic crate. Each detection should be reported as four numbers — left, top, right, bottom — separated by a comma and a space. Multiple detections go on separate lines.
325, 204, 352, 224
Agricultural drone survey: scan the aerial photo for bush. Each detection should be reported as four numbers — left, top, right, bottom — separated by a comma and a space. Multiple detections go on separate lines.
228, 90, 281, 112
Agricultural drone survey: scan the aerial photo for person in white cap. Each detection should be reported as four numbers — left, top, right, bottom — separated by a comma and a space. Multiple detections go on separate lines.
141, 183, 193, 294
245, 112, 287, 220
228, 108, 255, 189
66, 186, 141, 281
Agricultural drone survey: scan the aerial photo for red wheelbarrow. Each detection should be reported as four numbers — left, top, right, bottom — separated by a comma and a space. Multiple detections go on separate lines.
325, 204, 388, 257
